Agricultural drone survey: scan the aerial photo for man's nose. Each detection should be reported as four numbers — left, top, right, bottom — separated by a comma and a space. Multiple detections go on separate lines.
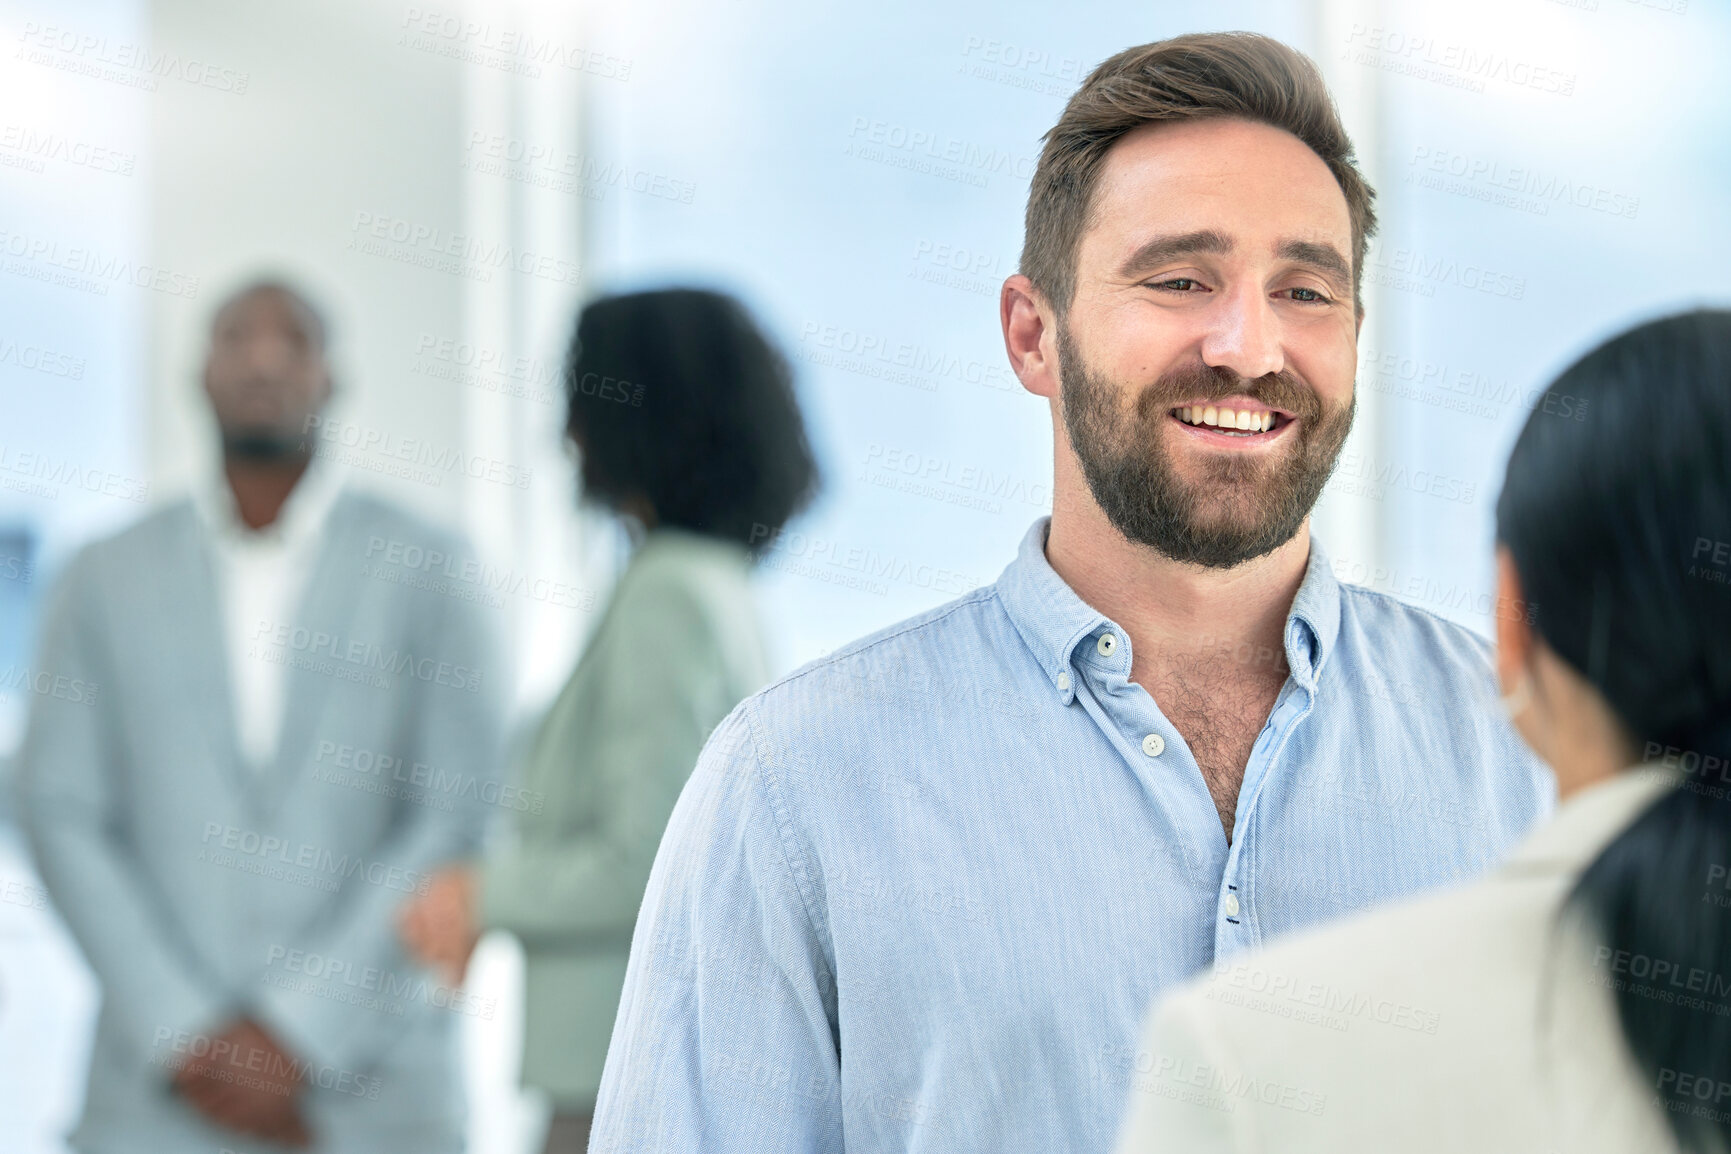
1199, 286, 1284, 380
239, 336, 298, 379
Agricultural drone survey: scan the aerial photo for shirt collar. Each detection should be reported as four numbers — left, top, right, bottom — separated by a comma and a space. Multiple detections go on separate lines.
194, 452, 343, 548
994, 517, 1344, 704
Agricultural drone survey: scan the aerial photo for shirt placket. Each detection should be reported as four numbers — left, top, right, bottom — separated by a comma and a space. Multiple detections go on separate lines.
1214, 620, 1321, 959
1068, 626, 1223, 895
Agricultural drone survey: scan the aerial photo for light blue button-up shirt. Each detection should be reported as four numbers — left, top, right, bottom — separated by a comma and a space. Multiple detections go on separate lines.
592, 518, 1552, 1153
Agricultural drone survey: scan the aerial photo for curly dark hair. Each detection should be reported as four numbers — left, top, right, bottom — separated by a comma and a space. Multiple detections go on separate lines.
564, 288, 819, 551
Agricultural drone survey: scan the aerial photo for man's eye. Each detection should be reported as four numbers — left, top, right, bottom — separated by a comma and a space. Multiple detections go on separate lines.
1289, 287, 1332, 303
1153, 278, 1200, 292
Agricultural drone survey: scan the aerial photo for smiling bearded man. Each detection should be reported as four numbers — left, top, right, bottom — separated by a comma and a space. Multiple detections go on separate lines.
589, 31, 1553, 1154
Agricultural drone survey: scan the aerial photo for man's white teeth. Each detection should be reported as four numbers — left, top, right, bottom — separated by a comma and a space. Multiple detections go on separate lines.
1177, 406, 1275, 432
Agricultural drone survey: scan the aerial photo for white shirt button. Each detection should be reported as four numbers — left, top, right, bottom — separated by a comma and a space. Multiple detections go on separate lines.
1141, 732, 1164, 757
1096, 632, 1118, 657
1224, 893, 1241, 916
1056, 671, 1071, 692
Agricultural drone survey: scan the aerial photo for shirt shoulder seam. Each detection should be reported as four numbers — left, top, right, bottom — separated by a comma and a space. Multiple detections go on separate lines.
1336, 582, 1493, 647
738, 701, 833, 959
759, 586, 1003, 698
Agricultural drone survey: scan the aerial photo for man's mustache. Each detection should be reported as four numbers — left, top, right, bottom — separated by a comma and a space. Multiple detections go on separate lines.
1133, 364, 1322, 423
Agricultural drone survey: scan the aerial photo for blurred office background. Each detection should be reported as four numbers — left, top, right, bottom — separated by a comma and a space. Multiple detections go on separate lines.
0, 0, 1725, 1150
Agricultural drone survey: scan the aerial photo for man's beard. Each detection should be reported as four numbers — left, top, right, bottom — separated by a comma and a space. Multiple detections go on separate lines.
1057, 323, 1354, 569
223, 427, 312, 464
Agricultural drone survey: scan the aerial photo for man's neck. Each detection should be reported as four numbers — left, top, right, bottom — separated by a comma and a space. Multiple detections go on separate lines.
1044, 487, 1311, 689
223, 454, 311, 531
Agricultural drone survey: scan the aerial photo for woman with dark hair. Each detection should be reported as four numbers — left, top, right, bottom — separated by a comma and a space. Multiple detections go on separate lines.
399, 288, 818, 1154
1116, 309, 1731, 1153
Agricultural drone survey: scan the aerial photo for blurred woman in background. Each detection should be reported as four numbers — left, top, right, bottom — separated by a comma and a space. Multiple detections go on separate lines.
1116, 309, 1731, 1153
400, 288, 818, 1154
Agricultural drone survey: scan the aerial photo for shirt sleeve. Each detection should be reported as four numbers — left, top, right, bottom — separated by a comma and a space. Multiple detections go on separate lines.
589, 702, 846, 1153
1113, 993, 1256, 1154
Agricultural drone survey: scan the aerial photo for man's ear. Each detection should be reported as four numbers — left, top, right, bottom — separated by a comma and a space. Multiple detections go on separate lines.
1494, 546, 1535, 695
1001, 274, 1061, 400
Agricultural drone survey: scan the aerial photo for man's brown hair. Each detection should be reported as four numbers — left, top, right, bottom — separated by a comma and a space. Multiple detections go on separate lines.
1021, 31, 1377, 318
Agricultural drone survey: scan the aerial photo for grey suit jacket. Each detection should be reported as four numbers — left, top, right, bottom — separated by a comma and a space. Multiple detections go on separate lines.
17, 490, 506, 1154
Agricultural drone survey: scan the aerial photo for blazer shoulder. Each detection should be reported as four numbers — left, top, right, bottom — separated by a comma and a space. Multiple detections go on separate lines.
336, 489, 473, 554
57, 498, 199, 584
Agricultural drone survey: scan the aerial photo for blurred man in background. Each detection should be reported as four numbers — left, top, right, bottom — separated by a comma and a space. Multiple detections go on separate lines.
17, 281, 506, 1153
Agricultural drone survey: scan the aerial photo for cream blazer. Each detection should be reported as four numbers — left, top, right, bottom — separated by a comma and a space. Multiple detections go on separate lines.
1115, 767, 1686, 1154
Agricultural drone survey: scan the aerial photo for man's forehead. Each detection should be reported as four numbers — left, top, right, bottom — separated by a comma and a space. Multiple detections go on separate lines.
1087, 117, 1352, 251
214, 288, 321, 341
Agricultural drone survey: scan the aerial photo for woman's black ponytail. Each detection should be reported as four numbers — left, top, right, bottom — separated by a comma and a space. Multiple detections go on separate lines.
1497, 310, 1731, 1153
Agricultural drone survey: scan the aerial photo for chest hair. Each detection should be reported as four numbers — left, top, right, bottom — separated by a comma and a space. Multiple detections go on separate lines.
1141, 651, 1289, 840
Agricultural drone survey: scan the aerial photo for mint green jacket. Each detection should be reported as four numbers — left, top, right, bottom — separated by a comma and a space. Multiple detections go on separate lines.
479, 529, 768, 1109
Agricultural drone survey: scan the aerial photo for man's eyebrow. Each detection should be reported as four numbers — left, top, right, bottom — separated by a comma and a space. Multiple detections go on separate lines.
1116, 229, 1233, 279
1276, 239, 1352, 288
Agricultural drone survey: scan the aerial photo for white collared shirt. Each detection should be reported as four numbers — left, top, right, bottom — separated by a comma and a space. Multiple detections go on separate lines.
192, 456, 343, 771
